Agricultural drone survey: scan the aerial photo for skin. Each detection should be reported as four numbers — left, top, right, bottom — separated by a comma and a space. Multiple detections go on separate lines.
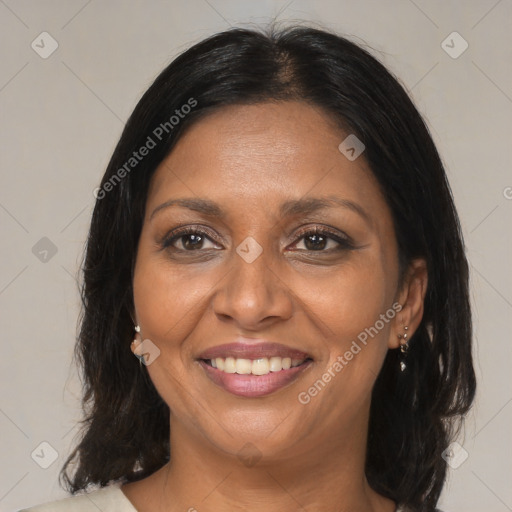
122, 101, 428, 512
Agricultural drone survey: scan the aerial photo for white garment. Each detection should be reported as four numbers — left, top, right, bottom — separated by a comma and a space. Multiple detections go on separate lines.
19, 483, 418, 511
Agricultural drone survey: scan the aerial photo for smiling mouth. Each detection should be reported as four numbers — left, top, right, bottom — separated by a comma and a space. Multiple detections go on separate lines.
201, 356, 313, 376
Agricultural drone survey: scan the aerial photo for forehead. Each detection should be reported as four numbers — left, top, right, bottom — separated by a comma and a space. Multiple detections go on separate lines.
147, 101, 389, 224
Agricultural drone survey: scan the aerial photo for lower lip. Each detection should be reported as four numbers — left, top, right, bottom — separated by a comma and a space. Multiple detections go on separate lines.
198, 360, 313, 398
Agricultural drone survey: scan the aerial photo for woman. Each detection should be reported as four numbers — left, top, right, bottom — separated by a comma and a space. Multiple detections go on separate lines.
21, 24, 476, 512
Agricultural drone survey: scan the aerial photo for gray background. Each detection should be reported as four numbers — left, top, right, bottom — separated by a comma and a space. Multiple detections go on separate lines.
1, 1, 511, 511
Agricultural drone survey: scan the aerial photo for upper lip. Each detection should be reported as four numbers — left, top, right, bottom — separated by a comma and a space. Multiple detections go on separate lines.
197, 340, 312, 361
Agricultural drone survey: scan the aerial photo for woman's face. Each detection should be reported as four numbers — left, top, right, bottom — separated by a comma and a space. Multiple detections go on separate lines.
132, 101, 406, 462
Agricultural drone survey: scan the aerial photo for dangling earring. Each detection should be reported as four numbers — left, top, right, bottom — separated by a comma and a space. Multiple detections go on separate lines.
131, 325, 143, 367
398, 326, 409, 372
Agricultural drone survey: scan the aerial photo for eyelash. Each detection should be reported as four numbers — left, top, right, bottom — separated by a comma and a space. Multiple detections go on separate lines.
160, 225, 355, 253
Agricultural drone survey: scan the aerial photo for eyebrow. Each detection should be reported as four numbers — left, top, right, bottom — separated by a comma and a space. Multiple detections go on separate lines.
150, 196, 372, 225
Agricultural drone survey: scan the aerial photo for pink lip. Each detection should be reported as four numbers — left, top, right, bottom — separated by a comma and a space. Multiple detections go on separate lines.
197, 341, 311, 361
198, 359, 313, 398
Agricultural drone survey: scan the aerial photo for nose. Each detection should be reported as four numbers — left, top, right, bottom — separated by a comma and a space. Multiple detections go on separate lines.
211, 240, 293, 330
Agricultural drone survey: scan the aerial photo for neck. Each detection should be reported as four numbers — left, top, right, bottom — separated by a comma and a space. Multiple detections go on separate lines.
149, 410, 396, 512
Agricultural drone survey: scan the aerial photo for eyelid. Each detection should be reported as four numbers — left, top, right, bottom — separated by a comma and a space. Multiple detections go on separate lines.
288, 225, 355, 252
291, 224, 353, 243
160, 223, 355, 252
159, 224, 224, 248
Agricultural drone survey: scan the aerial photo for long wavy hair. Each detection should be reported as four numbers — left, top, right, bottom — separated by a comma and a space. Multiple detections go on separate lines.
60, 24, 476, 511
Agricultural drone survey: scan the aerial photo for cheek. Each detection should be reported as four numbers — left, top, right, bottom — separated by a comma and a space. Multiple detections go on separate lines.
310, 254, 392, 343
132, 251, 205, 407
309, 253, 396, 411
133, 245, 194, 344
299, 261, 394, 421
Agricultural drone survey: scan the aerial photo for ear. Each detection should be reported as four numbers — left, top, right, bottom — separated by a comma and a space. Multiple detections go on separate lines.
388, 258, 428, 349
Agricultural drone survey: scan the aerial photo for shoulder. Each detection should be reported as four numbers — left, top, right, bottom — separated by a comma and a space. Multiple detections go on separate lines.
18, 483, 138, 512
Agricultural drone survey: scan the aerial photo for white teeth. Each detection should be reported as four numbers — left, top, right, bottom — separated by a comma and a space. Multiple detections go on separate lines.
235, 358, 252, 374
208, 356, 307, 375
269, 356, 282, 372
224, 357, 236, 373
252, 358, 269, 376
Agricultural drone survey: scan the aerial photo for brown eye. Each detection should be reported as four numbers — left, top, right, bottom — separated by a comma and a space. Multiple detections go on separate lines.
292, 227, 354, 252
176, 233, 206, 250
162, 227, 221, 251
